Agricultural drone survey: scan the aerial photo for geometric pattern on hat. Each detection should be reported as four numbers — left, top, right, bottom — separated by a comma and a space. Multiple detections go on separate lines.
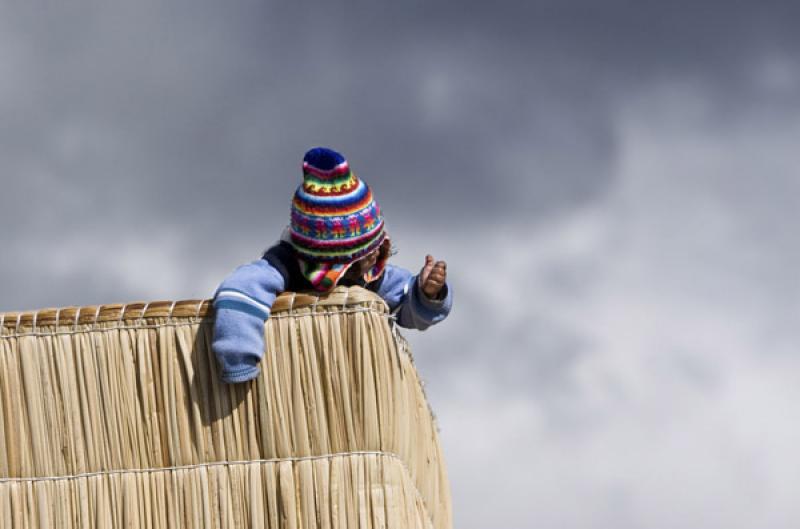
289, 147, 386, 267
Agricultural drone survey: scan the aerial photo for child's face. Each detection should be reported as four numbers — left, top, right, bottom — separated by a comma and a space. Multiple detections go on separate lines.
343, 247, 380, 280
342, 239, 389, 281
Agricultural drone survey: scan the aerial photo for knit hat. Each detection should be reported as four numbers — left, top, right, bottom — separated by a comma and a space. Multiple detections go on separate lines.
289, 147, 389, 291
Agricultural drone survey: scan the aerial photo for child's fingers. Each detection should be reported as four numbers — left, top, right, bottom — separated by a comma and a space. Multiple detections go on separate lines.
420, 255, 434, 279
422, 281, 442, 297
427, 271, 446, 285
432, 262, 447, 279
426, 269, 444, 281
421, 256, 448, 297
425, 267, 446, 283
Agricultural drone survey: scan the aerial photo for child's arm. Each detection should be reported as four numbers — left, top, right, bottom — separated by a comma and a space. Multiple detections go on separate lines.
376, 261, 453, 330
212, 259, 285, 383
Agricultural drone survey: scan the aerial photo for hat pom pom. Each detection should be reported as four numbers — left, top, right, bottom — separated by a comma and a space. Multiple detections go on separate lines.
303, 147, 348, 179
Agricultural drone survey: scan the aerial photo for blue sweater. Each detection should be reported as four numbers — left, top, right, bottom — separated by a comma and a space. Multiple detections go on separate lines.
212, 245, 453, 383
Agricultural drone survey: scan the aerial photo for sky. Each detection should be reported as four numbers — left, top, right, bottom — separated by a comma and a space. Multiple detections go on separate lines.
1, 2, 799, 528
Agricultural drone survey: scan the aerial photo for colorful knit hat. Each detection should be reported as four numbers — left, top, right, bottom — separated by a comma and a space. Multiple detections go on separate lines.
289, 147, 388, 291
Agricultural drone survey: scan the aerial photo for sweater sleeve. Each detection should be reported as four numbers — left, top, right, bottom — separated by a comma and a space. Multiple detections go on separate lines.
212, 259, 286, 383
376, 264, 453, 330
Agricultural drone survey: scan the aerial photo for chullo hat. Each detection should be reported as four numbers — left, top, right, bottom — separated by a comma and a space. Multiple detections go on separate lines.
289, 147, 389, 291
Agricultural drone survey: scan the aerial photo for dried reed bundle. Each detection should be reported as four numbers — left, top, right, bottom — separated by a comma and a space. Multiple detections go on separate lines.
0, 286, 450, 529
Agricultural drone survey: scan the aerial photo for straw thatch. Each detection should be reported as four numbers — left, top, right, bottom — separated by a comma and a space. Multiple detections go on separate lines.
0, 286, 451, 529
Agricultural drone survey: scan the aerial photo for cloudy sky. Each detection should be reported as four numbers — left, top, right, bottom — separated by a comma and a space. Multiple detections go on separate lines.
2, 2, 799, 528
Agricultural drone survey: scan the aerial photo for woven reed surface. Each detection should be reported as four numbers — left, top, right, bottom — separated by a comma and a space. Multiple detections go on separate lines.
0, 286, 450, 529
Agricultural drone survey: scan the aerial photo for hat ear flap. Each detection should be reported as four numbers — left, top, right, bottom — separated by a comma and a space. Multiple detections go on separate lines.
364, 235, 391, 283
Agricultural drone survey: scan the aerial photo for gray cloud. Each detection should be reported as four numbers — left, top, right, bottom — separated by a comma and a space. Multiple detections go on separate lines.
6, 1, 798, 242
403, 85, 800, 527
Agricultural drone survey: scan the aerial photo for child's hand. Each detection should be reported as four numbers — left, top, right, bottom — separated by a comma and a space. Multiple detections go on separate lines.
420, 255, 447, 299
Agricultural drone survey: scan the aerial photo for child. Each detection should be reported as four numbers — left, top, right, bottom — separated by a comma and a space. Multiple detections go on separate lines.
212, 147, 453, 384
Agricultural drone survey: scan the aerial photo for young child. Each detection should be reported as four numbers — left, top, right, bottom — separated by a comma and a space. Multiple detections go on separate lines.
212, 147, 453, 383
